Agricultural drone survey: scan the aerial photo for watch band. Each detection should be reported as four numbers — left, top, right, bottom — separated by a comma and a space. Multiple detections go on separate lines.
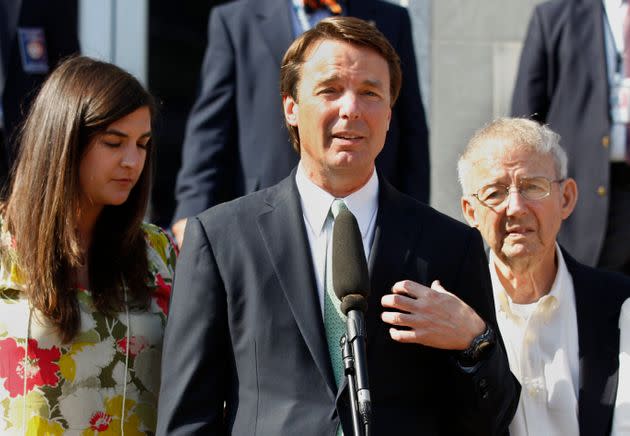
457, 324, 496, 366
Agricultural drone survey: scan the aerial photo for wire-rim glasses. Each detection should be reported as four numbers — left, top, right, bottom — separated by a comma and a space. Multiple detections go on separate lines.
471, 177, 565, 207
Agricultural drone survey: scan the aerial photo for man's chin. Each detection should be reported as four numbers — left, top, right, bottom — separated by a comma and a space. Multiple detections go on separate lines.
330, 151, 363, 167
326, 156, 371, 174
501, 242, 537, 262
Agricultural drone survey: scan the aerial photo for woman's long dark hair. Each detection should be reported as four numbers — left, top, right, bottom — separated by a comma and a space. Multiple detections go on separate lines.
4, 56, 156, 342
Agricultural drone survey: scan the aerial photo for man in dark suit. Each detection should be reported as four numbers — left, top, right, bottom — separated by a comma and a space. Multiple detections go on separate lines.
0, 0, 80, 189
459, 117, 630, 435
157, 17, 518, 436
171, 0, 429, 245
511, 0, 630, 274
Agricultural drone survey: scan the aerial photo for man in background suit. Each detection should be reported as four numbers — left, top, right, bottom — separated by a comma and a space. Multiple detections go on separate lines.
511, 0, 630, 274
157, 17, 518, 436
459, 118, 630, 435
171, 0, 429, 245
0, 0, 80, 189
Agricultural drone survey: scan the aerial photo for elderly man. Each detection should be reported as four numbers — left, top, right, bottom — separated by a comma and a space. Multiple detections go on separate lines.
157, 16, 518, 436
459, 118, 630, 436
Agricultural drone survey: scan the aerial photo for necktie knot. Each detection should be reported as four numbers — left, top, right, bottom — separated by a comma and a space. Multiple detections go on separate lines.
330, 199, 347, 219
303, 0, 342, 15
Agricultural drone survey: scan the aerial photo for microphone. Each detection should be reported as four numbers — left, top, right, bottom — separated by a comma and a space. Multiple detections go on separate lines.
332, 206, 371, 429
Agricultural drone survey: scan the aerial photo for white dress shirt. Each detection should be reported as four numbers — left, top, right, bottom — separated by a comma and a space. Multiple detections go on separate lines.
295, 163, 378, 317
490, 245, 580, 436
612, 298, 630, 435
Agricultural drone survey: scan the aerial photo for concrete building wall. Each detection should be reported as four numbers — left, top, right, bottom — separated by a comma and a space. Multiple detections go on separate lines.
406, 0, 544, 220
79, 0, 148, 85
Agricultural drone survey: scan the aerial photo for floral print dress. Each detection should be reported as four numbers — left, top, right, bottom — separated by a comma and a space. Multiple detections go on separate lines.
0, 223, 177, 435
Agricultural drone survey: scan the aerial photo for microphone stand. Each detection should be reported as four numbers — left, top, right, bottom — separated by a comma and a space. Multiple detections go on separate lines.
341, 312, 371, 436
341, 334, 363, 436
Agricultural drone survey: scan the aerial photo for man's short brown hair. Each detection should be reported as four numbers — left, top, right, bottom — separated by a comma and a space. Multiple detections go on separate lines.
280, 16, 402, 152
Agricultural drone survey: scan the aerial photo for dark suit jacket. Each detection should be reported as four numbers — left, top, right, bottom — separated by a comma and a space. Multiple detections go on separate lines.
158, 172, 519, 435
173, 0, 430, 222
1, 0, 79, 162
563, 250, 630, 435
511, 0, 610, 267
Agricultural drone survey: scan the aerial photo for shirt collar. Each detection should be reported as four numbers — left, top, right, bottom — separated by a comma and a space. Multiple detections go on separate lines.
604, 0, 625, 13
490, 243, 569, 320
295, 162, 379, 238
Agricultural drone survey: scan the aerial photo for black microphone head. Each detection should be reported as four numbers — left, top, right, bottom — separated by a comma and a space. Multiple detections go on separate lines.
332, 206, 370, 312
340, 294, 368, 314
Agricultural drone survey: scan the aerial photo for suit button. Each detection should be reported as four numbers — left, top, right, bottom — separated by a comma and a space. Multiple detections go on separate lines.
478, 378, 488, 388
602, 135, 610, 148
597, 186, 607, 197
481, 391, 489, 400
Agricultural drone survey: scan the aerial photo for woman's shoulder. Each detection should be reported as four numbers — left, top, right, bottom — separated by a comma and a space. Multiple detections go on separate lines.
142, 223, 178, 254
0, 215, 25, 292
142, 222, 178, 263
142, 223, 177, 316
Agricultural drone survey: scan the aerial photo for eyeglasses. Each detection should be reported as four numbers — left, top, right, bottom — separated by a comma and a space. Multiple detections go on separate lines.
472, 177, 565, 207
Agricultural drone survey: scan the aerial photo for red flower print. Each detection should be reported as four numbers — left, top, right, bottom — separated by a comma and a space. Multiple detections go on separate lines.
117, 336, 149, 357
89, 411, 112, 431
0, 338, 60, 397
154, 273, 171, 315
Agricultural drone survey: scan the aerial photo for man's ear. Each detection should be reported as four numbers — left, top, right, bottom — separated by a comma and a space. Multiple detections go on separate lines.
283, 94, 298, 127
560, 177, 578, 220
461, 196, 479, 228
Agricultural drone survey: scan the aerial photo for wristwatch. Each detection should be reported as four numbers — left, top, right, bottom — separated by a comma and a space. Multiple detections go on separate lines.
457, 324, 496, 367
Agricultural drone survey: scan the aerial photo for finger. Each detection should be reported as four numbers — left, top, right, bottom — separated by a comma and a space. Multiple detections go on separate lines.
430, 279, 452, 295
391, 280, 427, 299
381, 293, 418, 313
388, 328, 421, 344
381, 310, 417, 327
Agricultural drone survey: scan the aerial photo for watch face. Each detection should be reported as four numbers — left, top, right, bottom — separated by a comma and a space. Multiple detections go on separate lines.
456, 326, 497, 366
473, 339, 493, 360
474, 327, 496, 360
461, 325, 496, 364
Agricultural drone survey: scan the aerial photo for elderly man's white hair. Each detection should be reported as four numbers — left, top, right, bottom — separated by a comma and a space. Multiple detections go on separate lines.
457, 117, 568, 194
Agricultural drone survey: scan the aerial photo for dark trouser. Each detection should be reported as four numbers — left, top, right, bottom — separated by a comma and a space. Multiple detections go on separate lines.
598, 163, 630, 275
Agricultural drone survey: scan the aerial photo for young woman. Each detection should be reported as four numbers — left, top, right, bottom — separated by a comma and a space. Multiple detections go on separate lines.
0, 56, 177, 434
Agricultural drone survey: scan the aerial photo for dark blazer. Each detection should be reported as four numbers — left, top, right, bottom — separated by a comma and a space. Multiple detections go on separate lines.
511, 0, 610, 267
563, 250, 630, 435
157, 172, 519, 435
173, 0, 430, 222
1, 0, 79, 160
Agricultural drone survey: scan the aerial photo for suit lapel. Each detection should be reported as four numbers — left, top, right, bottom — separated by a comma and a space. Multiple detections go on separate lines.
253, 0, 294, 66
367, 181, 424, 354
257, 175, 337, 396
567, 254, 618, 435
